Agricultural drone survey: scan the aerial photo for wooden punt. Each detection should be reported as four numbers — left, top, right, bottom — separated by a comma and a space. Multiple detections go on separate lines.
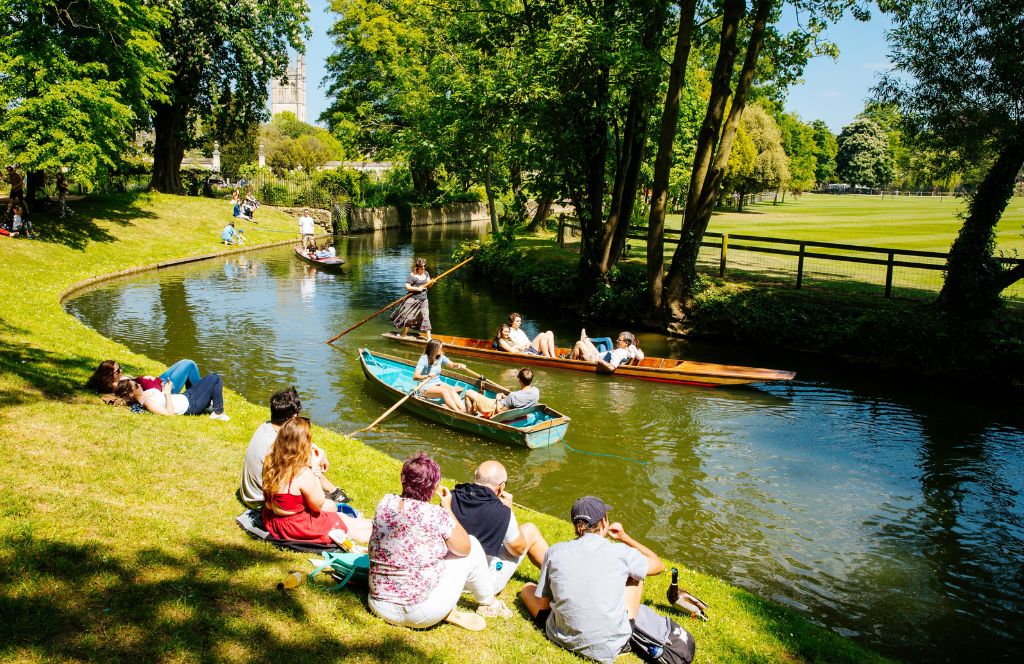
293, 245, 345, 271
358, 348, 570, 449
381, 332, 796, 387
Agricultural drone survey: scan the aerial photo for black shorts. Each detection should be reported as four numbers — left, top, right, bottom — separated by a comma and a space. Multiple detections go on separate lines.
533, 609, 631, 655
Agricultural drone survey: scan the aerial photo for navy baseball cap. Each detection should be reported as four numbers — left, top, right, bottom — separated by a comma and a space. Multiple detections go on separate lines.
571, 496, 612, 525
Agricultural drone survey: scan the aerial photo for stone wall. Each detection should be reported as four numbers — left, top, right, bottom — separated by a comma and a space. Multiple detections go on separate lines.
270, 206, 333, 233
349, 206, 402, 233
409, 203, 490, 226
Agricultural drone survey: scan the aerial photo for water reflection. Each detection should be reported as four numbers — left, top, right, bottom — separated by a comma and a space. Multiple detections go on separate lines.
64, 222, 1024, 663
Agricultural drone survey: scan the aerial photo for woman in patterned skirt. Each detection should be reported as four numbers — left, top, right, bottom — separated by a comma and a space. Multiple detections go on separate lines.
390, 258, 432, 340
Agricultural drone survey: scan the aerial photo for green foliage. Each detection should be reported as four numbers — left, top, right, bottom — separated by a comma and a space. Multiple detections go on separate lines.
723, 105, 790, 200
778, 112, 819, 192
836, 117, 895, 187
262, 112, 347, 174
258, 182, 290, 206
811, 119, 839, 184
0, 0, 170, 182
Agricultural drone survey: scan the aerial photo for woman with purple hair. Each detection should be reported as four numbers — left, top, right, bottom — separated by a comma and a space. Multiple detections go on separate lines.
367, 452, 513, 631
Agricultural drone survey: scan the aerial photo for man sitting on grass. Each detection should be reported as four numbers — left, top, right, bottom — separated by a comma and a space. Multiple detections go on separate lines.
463, 368, 539, 417
520, 496, 666, 664
451, 460, 549, 595
239, 387, 349, 510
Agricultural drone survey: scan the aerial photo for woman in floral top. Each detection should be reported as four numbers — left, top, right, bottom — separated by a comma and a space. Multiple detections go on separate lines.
367, 452, 513, 630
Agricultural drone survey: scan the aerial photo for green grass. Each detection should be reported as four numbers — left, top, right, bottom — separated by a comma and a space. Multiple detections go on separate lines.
0, 193, 891, 663
684, 192, 1024, 253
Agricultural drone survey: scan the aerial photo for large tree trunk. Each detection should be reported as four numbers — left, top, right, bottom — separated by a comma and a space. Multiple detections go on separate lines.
939, 136, 1024, 312
665, 0, 771, 319
26, 171, 45, 212
647, 0, 698, 310
150, 102, 186, 194
483, 153, 500, 235
575, 62, 611, 287
527, 195, 554, 232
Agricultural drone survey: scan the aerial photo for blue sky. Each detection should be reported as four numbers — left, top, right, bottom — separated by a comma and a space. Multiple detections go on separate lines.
299, 0, 893, 134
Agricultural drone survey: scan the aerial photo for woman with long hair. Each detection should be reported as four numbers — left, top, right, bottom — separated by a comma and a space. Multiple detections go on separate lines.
413, 339, 469, 412
114, 373, 230, 420
368, 452, 511, 631
493, 324, 516, 352
261, 417, 372, 544
86, 359, 201, 395
506, 312, 556, 357
390, 258, 433, 340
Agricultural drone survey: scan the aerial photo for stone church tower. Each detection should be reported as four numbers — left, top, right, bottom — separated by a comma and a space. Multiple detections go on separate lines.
270, 52, 306, 122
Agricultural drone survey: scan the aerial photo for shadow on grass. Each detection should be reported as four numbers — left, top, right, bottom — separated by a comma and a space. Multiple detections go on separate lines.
0, 534, 434, 662
31, 193, 158, 251
0, 333, 99, 408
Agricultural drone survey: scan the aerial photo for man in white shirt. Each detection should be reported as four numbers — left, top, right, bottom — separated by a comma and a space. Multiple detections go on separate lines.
298, 208, 316, 249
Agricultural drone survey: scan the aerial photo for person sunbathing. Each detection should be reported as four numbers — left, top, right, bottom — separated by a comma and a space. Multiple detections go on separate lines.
568, 331, 644, 372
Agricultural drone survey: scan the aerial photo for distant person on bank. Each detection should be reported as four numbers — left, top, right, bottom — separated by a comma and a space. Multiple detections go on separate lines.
451, 460, 549, 594
239, 386, 351, 512
520, 496, 666, 664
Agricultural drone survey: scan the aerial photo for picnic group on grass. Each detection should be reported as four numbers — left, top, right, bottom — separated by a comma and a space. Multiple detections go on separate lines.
86, 358, 696, 663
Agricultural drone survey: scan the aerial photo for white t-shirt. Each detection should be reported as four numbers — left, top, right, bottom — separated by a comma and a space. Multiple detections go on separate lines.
142, 387, 188, 414
239, 422, 278, 508
298, 215, 315, 235
508, 327, 531, 350
605, 345, 645, 368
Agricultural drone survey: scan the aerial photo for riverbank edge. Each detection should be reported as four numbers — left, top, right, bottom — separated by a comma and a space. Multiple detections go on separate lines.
456, 234, 1024, 390
0, 193, 891, 663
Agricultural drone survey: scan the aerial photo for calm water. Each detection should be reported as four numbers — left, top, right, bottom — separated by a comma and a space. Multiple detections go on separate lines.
65, 223, 1024, 662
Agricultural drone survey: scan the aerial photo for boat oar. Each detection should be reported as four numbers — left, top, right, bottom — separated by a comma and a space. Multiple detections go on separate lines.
346, 376, 434, 437
325, 255, 475, 345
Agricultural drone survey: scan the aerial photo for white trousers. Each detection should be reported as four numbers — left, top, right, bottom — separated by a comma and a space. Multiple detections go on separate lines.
369, 536, 495, 629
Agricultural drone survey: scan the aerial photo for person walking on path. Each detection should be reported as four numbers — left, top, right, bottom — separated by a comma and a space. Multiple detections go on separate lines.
520, 496, 666, 664
390, 257, 432, 340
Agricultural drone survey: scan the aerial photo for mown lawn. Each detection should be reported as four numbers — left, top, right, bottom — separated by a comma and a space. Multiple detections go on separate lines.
0, 193, 891, 663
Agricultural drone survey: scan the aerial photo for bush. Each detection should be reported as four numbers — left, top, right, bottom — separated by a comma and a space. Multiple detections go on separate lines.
259, 183, 289, 206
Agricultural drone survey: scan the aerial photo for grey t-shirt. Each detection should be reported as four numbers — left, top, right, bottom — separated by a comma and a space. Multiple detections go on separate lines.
239, 422, 278, 508
536, 533, 649, 664
501, 385, 539, 410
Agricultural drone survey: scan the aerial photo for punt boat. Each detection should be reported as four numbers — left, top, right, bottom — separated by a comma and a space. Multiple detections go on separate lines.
381, 332, 796, 387
358, 348, 571, 449
294, 245, 345, 271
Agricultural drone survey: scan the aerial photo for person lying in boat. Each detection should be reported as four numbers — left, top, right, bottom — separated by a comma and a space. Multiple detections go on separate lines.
414, 339, 470, 412
451, 460, 550, 597
506, 312, 556, 357
568, 331, 644, 372
464, 368, 539, 418
261, 416, 372, 545
86, 359, 202, 395
239, 387, 353, 514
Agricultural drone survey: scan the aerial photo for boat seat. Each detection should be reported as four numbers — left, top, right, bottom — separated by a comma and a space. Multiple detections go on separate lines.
491, 405, 543, 424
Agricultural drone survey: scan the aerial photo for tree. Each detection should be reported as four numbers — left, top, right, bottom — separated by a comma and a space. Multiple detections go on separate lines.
811, 119, 838, 184
149, 0, 308, 194
0, 1, 168, 187
877, 0, 1024, 312
262, 112, 346, 174
724, 105, 789, 210
778, 112, 818, 195
835, 117, 893, 188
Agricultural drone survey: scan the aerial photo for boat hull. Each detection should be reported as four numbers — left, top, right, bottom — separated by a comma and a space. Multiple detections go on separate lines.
381, 333, 795, 387
358, 348, 570, 449
294, 245, 345, 271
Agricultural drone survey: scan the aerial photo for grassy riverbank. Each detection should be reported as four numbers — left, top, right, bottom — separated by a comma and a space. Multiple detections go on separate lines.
0, 193, 889, 663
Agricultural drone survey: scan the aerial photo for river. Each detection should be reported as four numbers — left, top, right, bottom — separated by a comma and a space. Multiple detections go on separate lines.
64, 222, 1024, 662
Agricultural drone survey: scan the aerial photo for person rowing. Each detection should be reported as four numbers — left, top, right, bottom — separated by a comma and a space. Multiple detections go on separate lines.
413, 339, 470, 412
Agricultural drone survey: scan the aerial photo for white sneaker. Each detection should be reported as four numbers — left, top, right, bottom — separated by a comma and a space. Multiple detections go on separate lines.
477, 599, 514, 619
209, 412, 230, 421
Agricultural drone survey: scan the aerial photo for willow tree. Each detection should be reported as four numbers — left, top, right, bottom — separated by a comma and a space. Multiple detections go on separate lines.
148, 0, 308, 194
877, 0, 1024, 313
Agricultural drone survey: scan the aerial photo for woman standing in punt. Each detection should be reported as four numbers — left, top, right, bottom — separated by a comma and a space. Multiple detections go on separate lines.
390, 258, 432, 341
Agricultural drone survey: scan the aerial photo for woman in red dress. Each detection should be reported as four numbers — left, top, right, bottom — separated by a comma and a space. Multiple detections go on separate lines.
262, 417, 371, 544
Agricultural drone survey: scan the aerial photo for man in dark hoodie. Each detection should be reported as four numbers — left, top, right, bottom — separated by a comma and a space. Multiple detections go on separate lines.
451, 460, 549, 594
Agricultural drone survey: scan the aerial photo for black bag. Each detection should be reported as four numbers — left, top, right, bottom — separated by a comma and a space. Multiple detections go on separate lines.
629, 605, 696, 664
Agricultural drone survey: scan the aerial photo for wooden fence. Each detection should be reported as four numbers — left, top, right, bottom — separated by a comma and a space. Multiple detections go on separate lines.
557, 219, 1024, 301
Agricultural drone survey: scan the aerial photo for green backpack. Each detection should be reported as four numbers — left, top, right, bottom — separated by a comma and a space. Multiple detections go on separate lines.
308, 551, 370, 590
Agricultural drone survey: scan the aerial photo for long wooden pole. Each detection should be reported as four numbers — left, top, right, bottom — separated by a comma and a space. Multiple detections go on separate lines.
346, 376, 434, 437
325, 255, 475, 345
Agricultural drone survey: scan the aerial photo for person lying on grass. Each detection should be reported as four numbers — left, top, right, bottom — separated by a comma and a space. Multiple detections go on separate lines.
239, 387, 352, 513
114, 373, 230, 421
367, 452, 514, 632
261, 416, 372, 545
87, 359, 201, 395
463, 368, 539, 418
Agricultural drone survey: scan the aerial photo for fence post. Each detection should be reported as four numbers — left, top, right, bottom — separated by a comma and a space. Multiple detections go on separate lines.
885, 251, 895, 298
796, 242, 806, 289
557, 214, 565, 248
719, 233, 729, 277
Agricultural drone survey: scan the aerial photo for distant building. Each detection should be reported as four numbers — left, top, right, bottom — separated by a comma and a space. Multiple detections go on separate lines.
270, 52, 306, 122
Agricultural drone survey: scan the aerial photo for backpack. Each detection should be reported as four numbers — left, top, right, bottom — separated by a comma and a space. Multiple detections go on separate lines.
308, 550, 370, 590
629, 605, 696, 664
